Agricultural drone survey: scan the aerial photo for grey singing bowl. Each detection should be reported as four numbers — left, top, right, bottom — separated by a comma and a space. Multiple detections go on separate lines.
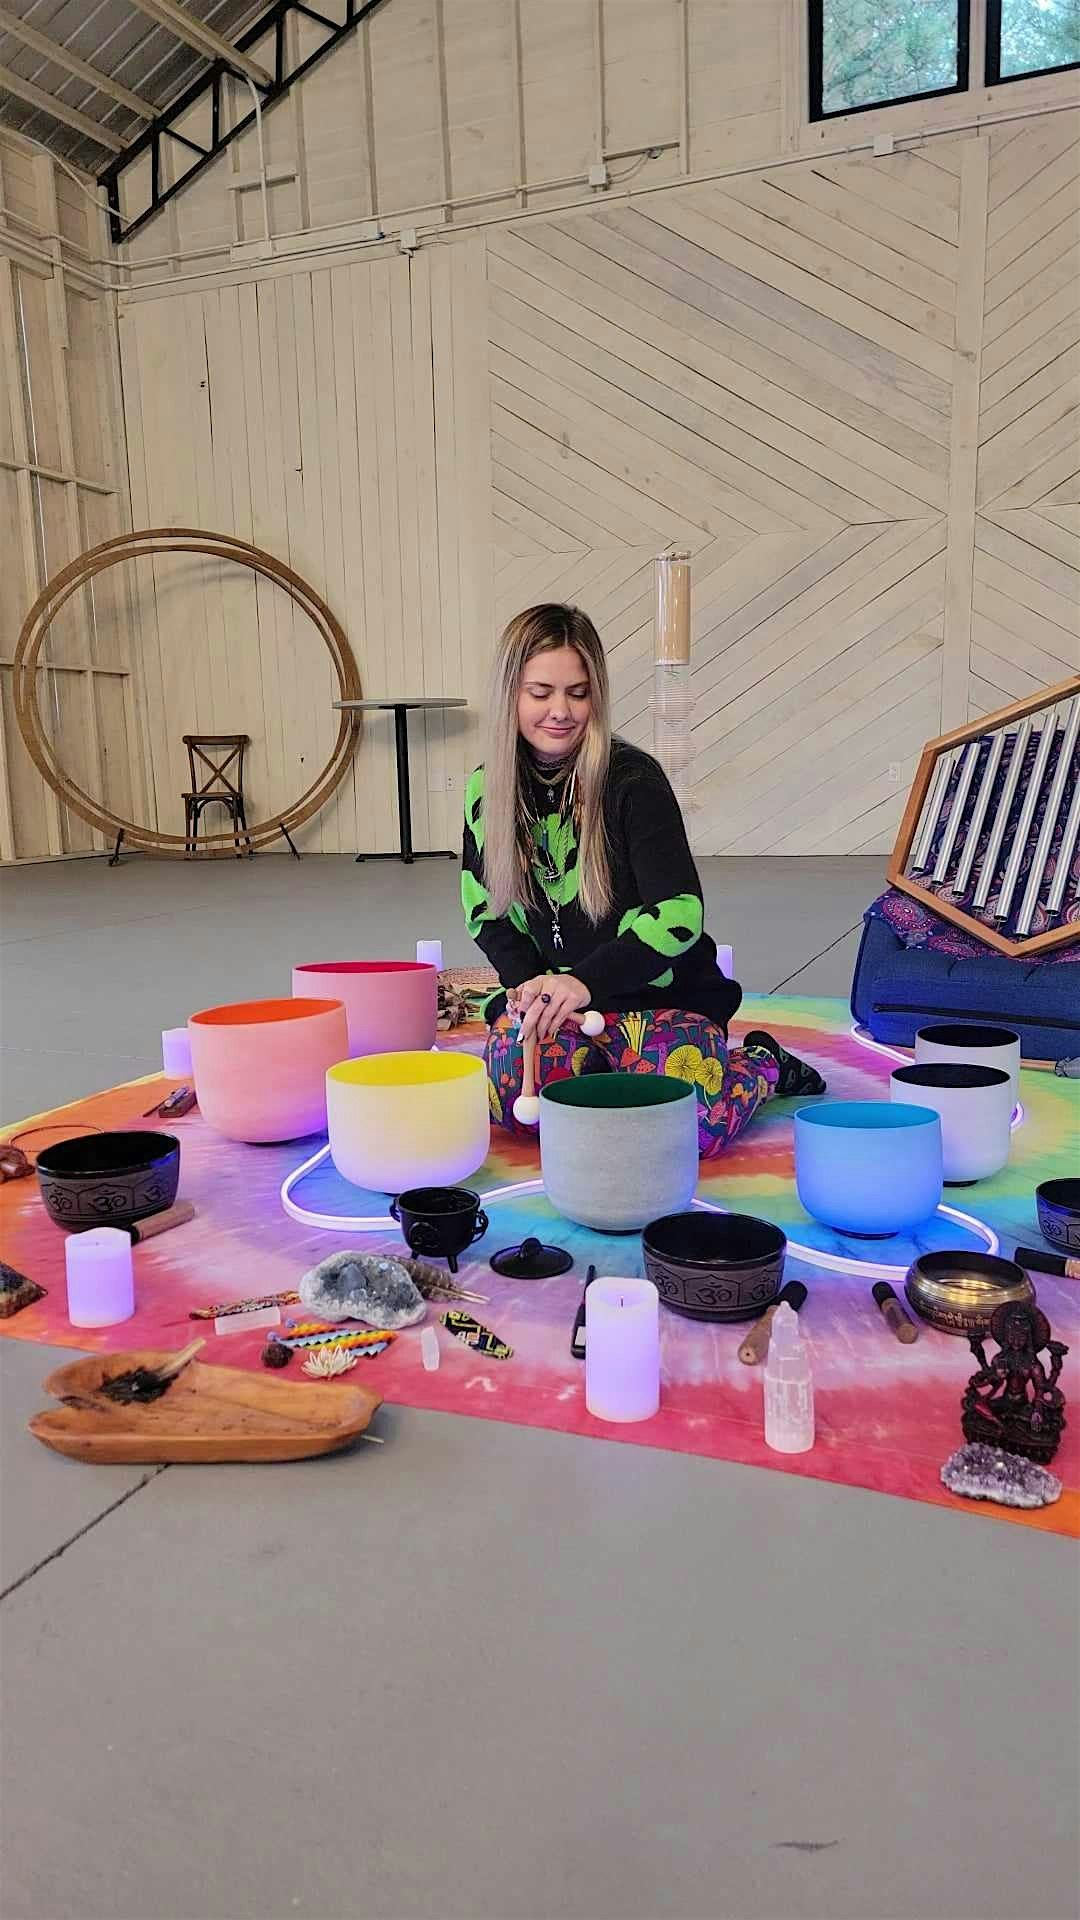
35, 1131, 181, 1231
642, 1210, 787, 1321
539, 1073, 698, 1232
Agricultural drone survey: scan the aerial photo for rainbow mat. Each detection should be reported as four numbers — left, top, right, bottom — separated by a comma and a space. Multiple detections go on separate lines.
3, 996, 1077, 1536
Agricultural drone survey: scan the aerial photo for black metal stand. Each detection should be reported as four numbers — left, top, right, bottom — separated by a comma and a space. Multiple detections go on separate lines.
355, 703, 456, 865
278, 821, 301, 860
108, 830, 125, 867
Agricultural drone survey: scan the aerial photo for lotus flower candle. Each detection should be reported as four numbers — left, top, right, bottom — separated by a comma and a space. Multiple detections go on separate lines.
292, 961, 437, 1058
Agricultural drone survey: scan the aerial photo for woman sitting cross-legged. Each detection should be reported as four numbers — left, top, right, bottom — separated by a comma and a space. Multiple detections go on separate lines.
461, 602, 826, 1154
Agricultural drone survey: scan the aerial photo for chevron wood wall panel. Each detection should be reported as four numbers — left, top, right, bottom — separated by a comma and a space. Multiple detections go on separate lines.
971, 120, 1080, 719
113, 112, 1079, 859
485, 143, 964, 854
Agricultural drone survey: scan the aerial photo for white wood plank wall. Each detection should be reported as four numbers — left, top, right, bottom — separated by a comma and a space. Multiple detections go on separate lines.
0, 133, 144, 863
3, 2, 1078, 859
120, 237, 492, 852
119, 109, 1079, 855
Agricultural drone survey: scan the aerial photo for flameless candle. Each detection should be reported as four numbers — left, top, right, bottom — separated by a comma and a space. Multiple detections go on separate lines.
162, 1027, 193, 1076
65, 1226, 135, 1328
716, 944, 734, 979
415, 940, 444, 971
585, 1276, 660, 1423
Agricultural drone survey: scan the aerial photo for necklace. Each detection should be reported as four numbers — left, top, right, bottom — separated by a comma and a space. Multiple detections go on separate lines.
519, 766, 577, 951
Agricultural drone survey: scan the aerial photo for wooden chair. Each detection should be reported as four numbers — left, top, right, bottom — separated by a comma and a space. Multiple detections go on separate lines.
182, 734, 252, 857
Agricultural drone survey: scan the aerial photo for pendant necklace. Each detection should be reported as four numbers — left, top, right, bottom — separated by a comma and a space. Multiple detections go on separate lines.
527, 765, 576, 952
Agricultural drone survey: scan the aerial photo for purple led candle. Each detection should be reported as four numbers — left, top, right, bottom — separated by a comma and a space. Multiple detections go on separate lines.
585, 1276, 660, 1423
65, 1226, 135, 1328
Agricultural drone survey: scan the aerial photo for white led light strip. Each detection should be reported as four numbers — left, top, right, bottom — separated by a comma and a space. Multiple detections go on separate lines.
280, 1152, 998, 1281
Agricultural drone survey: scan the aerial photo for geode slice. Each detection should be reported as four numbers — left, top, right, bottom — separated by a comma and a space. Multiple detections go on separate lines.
299, 1251, 426, 1330
941, 1442, 1062, 1509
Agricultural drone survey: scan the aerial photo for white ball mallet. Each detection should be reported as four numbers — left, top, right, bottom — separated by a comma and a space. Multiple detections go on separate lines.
512, 1030, 541, 1127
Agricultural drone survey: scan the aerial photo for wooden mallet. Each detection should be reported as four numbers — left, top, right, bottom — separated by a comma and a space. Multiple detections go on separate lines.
512, 1009, 605, 1127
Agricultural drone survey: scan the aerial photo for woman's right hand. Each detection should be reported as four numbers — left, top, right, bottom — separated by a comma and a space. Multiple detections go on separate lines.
507, 976, 545, 1021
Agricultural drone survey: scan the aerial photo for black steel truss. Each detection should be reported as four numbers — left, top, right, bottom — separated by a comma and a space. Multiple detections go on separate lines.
98, 0, 389, 245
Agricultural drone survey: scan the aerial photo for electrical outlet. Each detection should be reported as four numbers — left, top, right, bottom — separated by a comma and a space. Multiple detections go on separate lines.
445, 771, 456, 792
888, 762, 904, 784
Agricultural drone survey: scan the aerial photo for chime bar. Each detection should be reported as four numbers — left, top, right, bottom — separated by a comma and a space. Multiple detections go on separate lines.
952, 726, 1007, 897
994, 712, 1060, 923
1015, 697, 1080, 936
909, 752, 954, 873
931, 739, 980, 883
973, 717, 1032, 910
889, 674, 1080, 958
1046, 774, 1080, 917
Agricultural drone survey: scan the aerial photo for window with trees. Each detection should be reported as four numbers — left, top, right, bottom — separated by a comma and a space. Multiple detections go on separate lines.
986, 0, 1080, 83
810, 1, 1079, 119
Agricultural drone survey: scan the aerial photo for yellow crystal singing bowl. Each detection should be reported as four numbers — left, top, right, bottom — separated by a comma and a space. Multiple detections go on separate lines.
326, 1050, 491, 1194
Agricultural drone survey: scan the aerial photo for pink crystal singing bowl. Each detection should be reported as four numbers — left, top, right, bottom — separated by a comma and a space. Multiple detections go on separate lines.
291, 961, 438, 1058
188, 997, 349, 1143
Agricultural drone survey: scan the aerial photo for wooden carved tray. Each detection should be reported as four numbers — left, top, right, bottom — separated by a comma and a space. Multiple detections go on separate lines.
30, 1350, 382, 1464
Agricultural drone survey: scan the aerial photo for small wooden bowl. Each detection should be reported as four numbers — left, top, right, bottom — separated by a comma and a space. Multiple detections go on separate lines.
905, 1250, 1035, 1338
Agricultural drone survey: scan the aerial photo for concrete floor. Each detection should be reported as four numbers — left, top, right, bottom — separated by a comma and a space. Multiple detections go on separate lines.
2, 852, 1078, 1920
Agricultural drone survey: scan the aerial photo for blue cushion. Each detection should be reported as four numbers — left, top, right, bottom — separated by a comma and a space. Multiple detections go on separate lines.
850, 912, 1080, 1060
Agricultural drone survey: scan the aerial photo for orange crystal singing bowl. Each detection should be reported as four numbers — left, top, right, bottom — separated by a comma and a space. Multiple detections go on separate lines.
188, 997, 349, 1143
291, 960, 437, 1057
326, 1051, 490, 1193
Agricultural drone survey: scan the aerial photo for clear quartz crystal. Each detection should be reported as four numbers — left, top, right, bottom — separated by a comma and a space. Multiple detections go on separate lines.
763, 1303, 815, 1454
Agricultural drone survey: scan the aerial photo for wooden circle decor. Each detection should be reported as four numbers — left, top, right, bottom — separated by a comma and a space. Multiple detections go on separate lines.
13, 529, 363, 857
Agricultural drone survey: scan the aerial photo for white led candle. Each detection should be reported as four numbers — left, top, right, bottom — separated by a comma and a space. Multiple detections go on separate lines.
716, 944, 734, 980
415, 940, 444, 972
162, 1027, 193, 1076
65, 1227, 135, 1329
585, 1276, 660, 1423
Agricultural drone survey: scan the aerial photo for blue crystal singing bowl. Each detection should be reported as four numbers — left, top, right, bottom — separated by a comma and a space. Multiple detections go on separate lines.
794, 1101, 943, 1240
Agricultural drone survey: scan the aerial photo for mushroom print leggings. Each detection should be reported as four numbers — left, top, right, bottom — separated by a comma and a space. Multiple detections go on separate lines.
484, 1008, 780, 1157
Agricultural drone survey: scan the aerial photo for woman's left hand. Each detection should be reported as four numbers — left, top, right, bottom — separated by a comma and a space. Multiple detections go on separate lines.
518, 974, 591, 1043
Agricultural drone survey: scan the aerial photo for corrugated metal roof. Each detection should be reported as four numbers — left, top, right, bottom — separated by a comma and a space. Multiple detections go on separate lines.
0, 0, 269, 173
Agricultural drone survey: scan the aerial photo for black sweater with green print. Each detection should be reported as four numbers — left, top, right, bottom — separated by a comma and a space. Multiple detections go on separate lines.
461, 739, 741, 1030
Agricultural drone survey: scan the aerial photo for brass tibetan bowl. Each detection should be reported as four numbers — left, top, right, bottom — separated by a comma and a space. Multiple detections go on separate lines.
905, 1250, 1035, 1338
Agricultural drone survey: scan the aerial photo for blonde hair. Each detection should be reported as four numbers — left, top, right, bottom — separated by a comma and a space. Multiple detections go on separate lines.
483, 604, 613, 923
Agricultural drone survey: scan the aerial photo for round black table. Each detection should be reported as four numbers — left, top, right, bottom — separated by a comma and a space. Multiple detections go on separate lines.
334, 697, 467, 864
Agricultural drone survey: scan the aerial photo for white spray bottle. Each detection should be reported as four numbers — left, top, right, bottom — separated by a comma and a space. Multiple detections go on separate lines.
763, 1301, 814, 1454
